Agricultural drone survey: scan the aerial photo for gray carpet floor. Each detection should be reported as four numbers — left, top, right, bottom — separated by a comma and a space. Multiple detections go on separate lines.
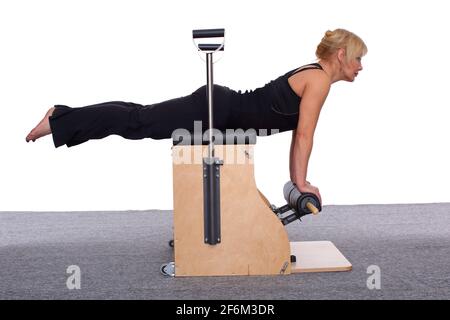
1, 203, 449, 300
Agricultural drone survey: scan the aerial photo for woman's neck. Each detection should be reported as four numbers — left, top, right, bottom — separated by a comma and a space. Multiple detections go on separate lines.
317, 58, 342, 84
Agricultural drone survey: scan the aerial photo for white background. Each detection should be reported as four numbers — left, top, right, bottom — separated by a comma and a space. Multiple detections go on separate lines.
1, 0, 449, 211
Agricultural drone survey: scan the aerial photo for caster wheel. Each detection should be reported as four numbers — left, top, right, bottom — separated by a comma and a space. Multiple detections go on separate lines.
160, 262, 175, 277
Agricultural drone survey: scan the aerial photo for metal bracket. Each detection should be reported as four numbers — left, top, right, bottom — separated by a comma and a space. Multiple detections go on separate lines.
203, 157, 223, 245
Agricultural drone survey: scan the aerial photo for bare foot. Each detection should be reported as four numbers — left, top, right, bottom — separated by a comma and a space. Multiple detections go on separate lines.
26, 107, 56, 142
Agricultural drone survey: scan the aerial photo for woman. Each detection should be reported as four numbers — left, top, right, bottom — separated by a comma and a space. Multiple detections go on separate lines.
26, 29, 367, 204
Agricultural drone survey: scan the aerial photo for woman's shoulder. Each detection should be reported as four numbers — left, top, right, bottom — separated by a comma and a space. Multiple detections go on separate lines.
287, 62, 323, 77
287, 63, 329, 97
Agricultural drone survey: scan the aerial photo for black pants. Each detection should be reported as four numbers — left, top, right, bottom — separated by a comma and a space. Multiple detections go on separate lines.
49, 85, 237, 148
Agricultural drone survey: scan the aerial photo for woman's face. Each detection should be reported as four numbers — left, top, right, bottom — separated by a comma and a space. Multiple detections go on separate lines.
343, 55, 363, 82
337, 48, 364, 82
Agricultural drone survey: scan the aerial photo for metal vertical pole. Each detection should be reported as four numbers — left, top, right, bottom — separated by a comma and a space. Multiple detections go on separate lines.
204, 51, 220, 245
206, 52, 214, 158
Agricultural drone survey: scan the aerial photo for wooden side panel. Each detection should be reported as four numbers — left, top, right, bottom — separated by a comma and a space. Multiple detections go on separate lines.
172, 145, 291, 276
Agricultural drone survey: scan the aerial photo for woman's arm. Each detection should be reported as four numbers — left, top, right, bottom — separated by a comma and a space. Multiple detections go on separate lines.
290, 73, 330, 189
289, 129, 297, 182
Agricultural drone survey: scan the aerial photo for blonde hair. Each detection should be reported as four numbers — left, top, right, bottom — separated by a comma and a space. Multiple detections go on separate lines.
316, 29, 368, 62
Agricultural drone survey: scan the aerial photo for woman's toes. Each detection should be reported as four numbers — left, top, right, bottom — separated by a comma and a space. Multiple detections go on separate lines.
26, 130, 37, 142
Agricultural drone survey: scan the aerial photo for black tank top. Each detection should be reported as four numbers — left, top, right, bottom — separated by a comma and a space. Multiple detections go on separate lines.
228, 63, 323, 134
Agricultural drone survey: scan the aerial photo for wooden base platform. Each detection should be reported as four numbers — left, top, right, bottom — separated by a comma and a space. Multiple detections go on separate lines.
290, 241, 352, 273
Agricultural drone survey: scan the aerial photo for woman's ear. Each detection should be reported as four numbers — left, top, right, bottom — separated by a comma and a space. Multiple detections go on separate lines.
337, 48, 346, 63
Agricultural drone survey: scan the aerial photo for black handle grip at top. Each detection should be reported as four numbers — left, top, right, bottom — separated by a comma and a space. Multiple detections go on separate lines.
193, 28, 225, 39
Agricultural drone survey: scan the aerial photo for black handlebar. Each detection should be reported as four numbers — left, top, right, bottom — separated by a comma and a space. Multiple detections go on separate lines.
193, 28, 225, 39
283, 181, 322, 214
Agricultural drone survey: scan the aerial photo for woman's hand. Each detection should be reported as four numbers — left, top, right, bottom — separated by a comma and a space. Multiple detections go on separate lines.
297, 181, 322, 205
